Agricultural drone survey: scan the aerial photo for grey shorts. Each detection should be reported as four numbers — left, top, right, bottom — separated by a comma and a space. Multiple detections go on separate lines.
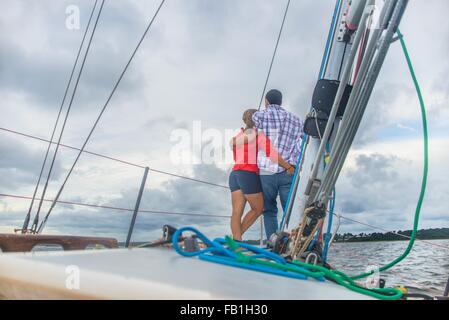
229, 170, 262, 195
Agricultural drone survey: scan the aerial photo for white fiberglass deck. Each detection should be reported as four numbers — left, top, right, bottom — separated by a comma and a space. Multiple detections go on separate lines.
0, 248, 372, 300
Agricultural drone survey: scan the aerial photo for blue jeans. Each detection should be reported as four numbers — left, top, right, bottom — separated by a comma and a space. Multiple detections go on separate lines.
260, 171, 293, 240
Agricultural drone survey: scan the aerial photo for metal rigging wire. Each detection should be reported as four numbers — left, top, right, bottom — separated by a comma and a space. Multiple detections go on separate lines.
2, 193, 230, 220
21, 0, 100, 233
258, 0, 291, 110
0, 126, 229, 189
37, 0, 167, 233
31, 0, 106, 233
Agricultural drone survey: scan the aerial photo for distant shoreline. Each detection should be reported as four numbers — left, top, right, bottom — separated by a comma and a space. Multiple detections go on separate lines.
334, 238, 449, 244
333, 228, 449, 243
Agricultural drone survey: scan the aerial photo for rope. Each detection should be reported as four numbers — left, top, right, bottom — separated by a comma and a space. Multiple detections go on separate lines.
173, 227, 315, 280
31, 0, 105, 233
350, 29, 429, 280
173, 227, 403, 300
258, 0, 291, 110
21, 0, 100, 233
0, 193, 230, 220
0, 126, 229, 189
319, 0, 342, 79
38, 0, 167, 233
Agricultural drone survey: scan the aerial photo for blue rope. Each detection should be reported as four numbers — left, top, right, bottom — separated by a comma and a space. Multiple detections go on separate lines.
173, 227, 326, 282
280, 134, 308, 230
308, 230, 320, 251
319, 0, 342, 79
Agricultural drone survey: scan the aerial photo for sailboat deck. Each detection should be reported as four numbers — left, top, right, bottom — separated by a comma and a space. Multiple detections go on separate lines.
0, 248, 372, 300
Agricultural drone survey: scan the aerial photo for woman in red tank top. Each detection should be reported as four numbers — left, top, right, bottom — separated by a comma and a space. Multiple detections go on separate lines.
229, 109, 295, 241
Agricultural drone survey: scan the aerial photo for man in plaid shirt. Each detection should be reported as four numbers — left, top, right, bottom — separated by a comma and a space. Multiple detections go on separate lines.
252, 89, 304, 239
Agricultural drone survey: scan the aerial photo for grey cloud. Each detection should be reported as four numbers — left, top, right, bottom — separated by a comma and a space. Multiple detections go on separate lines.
0, 136, 63, 190
352, 83, 414, 147
346, 154, 403, 185
0, 0, 147, 111
334, 148, 449, 234
336, 153, 416, 222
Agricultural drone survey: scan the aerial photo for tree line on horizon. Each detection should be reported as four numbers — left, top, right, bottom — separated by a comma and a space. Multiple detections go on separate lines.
332, 228, 449, 243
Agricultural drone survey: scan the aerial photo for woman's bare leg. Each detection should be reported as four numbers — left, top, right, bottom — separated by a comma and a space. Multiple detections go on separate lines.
241, 192, 264, 235
231, 190, 247, 241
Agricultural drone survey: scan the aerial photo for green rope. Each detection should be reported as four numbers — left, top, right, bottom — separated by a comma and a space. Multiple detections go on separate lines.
351, 29, 429, 280
223, 29, 428, 300
225, 236, 402, 300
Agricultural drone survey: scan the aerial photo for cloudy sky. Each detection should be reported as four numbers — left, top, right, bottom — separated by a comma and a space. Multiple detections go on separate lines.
0, 0, 448, 243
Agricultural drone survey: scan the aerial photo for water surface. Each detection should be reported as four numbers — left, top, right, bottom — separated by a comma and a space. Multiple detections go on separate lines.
328, 240, 449, 295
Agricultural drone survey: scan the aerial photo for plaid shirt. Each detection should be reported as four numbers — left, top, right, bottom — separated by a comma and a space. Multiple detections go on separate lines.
252, 105, 304, 174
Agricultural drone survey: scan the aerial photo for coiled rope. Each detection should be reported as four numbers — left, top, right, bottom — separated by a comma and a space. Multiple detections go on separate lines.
173, 227, 402, 300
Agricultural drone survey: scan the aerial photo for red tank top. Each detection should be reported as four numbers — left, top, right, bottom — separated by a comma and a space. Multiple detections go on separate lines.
232, 129, 276, 175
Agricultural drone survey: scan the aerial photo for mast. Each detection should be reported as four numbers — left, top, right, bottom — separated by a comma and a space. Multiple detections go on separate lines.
280, 0, 410, 260
282, 0, 358, 231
